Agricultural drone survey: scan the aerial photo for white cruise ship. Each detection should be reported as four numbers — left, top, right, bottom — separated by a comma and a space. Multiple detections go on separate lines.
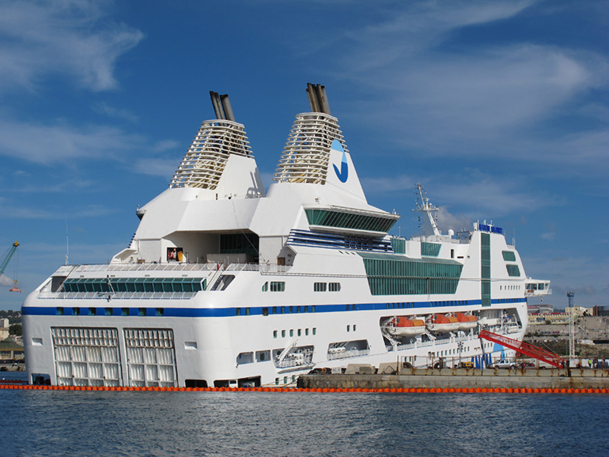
22, 85, 551, 388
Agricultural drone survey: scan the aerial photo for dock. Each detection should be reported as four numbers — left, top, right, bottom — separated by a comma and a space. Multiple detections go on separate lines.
299, 365, 609, 391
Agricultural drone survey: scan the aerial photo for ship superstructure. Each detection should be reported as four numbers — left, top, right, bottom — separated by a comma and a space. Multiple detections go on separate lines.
22, 85, 551, 388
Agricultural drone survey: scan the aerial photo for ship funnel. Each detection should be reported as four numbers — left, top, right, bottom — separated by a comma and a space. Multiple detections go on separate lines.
306, 83, 331, 115
209, 91, 236, 121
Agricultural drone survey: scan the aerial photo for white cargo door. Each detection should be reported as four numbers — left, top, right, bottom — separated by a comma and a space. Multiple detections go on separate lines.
124, 329, 177, 387
51, 327, 122, 387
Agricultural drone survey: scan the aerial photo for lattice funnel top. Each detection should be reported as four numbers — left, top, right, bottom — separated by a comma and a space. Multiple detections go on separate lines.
170, 119, 253, 190
273, 112, 348, 185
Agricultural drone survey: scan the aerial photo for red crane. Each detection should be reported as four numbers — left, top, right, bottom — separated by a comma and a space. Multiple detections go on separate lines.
479, 329, 565, 368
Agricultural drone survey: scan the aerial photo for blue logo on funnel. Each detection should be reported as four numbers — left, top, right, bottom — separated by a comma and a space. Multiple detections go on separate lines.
331, 139, 348, 183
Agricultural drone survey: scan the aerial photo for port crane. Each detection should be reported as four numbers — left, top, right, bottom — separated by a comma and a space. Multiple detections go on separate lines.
479, 329, 565, 368
0, 241, 21, 292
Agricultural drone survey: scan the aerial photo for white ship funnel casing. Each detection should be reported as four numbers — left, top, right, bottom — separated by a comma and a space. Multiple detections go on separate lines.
273, 113, 367, 203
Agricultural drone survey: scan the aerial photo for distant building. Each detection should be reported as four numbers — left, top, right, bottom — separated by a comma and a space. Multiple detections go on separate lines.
0, 340, 24, 359
529, 312, 569, 325
528, 304, 554, 314
0, 318, 8, 328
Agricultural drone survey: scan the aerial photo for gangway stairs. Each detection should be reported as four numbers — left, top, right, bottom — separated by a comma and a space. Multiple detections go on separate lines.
479, 329, 565, 368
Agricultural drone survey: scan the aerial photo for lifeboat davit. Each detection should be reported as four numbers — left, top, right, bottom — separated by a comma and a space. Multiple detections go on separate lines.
427, 314, 460, 333
456, 313, 477, 330
385, 317, 426, 337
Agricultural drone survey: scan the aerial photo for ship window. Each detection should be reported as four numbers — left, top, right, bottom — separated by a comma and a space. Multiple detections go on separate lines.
502, 251, 516, 262
304, 306, 308, 313
212, 275, 235, 291
245, 308, 250, 315
313, 328, 317, 335
138, 308, 146, 316
329, 282, 341, 292
275, 378, 279, 386
346, 305, 349, 311
290, 329, 294, 337
312, 306, 316, 313
89, 308, 97, 316
506, 265, 521, 277
289, 306, 293, 313
122, 308, 129, 316
347, 325, 350, 332
298, 329, 301, 337
314, 282, 327, 292
262, 282, 268, 292
273, 331, 277, 338
282, 330, 286, 338
73, 308, 80, 316
262, 307, 269, 316
57, 307, 64, 316
354, 325, 357, 331
305, 328, 309, 336
272, 307, 277, 314
156, 308, 164, 317
105, 308, 112, 316
281, 306, 285, 314
236, 308, 241, 316
270, 281, 285, 292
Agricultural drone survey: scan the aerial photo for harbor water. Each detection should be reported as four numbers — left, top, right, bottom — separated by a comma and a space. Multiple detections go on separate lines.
1, 374, 609, 456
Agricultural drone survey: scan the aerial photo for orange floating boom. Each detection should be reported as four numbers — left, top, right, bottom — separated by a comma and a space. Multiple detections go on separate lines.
479, 329, 565, 368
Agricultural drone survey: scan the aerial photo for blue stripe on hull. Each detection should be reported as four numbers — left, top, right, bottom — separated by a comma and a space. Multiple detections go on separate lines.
22, 297, 526, 317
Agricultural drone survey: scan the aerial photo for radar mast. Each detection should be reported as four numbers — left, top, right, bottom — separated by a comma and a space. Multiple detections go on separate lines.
413, 184, 440, 237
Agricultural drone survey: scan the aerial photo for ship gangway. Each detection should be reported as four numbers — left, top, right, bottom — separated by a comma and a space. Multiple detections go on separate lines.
479, 329, 565, 368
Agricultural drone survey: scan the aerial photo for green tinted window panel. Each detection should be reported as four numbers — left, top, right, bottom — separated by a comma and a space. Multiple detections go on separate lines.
305, 209, 397, 233
421, 242, 441, 257
359, 253, 462, 296
502, 251, 516, 262
391, 238, 406, 254
506, 265, 521, 277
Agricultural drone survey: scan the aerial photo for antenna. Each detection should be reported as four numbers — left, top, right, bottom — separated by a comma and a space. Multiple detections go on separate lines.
65, 216, 69, 266
412, 183, 440, 236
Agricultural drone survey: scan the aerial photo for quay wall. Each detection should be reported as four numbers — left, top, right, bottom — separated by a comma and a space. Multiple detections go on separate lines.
300, 368, 609, 390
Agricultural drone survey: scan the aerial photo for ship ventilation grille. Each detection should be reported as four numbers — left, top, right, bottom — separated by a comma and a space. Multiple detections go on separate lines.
273, 113, 348, 185
170, 120, 253, 190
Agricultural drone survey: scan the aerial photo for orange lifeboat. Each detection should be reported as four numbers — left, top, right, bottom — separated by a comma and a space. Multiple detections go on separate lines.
456, 313, 477, 330
385, 317, 426, 337
427, 314, 460, 333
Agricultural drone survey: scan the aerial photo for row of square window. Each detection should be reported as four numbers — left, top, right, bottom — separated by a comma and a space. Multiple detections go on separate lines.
56, 307, 164, 317
273, 328, 317, 338
314, 282, 341, 292
261, 282, 285, 292
261, 282, 342, 293
237, 306, 317, 316
500, 285, 521, 290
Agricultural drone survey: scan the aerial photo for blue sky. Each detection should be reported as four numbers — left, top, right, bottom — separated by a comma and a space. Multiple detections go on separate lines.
1, 0, 608, 311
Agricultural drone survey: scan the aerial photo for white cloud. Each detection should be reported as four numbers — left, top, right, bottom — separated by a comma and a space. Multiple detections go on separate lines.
0, 275, 13, 287
0, 119, 143, 164
0, 0, 143, 93
92, 102, 139, 123
333, 0, 609, 171
134, 158, 176, 179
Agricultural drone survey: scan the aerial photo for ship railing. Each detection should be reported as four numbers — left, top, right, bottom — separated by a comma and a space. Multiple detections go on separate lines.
75, 263, 221, 273
225, 263, 291, 273
274, 358, 313, 369
395, 334, 477, 351
327, 348, 370, 360
38, 291, 198, 300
